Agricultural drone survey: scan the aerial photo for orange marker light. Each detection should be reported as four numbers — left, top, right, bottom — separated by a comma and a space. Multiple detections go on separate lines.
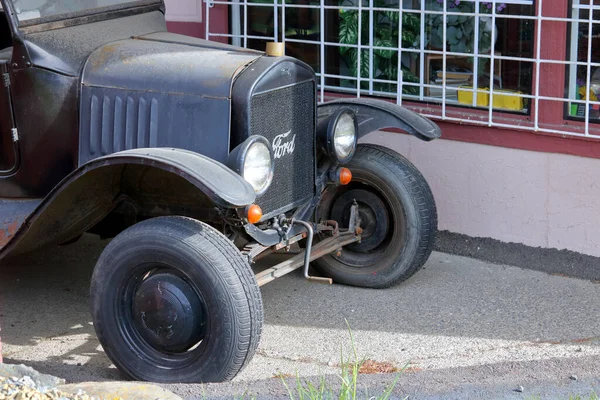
339, 168, 352, 185
246, 204, 263, 224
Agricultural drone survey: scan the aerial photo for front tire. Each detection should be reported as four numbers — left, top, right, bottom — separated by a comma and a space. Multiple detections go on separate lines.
313, 144, 437, 288
90, 216, 263, 383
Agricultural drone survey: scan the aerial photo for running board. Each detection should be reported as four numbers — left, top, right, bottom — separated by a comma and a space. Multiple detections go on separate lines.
255, 230, 360, 287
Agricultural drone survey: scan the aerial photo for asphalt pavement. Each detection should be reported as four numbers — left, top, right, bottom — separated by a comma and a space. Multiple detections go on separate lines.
0, 234, 598, 399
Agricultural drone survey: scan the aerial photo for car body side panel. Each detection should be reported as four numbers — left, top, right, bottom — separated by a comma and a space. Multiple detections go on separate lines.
1, 67, 79, 198
79, 87, 231, 165
79, 37, 261, 165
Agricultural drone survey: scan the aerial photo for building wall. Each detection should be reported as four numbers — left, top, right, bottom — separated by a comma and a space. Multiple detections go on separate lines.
362, 130, 600, 258
160, 7, 600, 258
164, 0, 205, 39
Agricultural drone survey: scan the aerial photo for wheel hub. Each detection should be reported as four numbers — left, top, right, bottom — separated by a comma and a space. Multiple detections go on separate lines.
330, 189, 390, 252
132, 272, 206, 353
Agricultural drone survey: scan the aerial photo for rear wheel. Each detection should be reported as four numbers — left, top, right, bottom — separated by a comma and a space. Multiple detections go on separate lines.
90, 216, 263, 383
313, 144, 437, 288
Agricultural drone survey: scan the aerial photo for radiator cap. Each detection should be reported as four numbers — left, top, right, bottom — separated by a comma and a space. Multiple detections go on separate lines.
266, 42, 285, 57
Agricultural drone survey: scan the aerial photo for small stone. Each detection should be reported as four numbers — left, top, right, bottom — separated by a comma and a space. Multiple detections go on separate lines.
570, 374, 578, 381
515, 386, 524, 393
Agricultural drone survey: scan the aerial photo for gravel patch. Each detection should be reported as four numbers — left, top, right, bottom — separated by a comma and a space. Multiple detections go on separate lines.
0, 373, 92, 400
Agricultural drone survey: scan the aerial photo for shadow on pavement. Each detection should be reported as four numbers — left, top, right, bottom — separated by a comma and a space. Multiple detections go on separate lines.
0, 233, 598, 384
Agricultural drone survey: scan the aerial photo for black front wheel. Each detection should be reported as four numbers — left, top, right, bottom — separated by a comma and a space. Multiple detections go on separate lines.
90, 216, 263, 383
313, 144, 437, 288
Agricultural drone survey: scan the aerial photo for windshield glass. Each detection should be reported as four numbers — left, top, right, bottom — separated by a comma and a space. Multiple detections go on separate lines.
10, 0, 149, 22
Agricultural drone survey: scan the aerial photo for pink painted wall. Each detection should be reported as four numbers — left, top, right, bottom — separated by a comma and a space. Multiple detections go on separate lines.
164, 0, 203, 23
362, 132, 600, 257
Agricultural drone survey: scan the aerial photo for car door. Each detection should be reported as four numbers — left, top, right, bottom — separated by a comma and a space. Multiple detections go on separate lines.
0, 53, 18, 174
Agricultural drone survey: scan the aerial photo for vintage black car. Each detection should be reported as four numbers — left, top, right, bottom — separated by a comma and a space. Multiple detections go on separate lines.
0, 0, 440, 383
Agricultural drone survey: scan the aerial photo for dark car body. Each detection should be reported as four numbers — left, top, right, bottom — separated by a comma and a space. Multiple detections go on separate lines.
0, 0, 444, 383
0, 0, 439, 259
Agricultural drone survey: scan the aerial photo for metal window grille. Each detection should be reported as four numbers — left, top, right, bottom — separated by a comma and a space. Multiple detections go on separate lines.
206, 0, 600, 138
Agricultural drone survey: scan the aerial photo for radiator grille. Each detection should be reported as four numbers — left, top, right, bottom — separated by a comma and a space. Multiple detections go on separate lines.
250, 82, 316, 216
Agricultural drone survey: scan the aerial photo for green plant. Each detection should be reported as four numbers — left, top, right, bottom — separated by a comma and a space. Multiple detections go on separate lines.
425, 0, 506, 54
337, 0, 509, 95
524, 392, 600, 400
568, 392, 600, 400
338, 1, 421, 95
279, 320, 406, 400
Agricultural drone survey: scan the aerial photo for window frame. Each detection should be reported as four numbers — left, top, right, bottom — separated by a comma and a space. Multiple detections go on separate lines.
563, 0, 600, 125
207, 0, 600, 139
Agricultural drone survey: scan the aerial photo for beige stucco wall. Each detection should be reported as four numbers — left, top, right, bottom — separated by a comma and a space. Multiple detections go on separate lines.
361, 131, 600, 258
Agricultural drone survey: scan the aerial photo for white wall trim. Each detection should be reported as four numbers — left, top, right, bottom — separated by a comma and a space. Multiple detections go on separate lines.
164, 0, 203, 23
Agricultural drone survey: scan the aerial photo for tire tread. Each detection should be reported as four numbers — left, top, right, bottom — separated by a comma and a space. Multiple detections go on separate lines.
313, 143, 437, 288
90, 216, 263, 383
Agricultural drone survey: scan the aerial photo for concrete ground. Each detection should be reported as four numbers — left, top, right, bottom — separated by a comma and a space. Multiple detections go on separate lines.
0, 234, 598, 399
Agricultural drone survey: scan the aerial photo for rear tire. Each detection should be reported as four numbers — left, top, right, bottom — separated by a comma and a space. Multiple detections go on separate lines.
313, 144, 437, 288
90, 216, 263, 383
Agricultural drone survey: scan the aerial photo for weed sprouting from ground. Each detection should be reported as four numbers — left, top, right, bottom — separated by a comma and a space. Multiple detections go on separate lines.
525, 391, 599, 400
568, 392, 599, 400
280, 320, 406, 400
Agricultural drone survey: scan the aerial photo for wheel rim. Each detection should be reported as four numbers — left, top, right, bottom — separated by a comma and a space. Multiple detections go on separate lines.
116, 263, 210, 366
132, 272, 206, 353
319, 173, 407, 270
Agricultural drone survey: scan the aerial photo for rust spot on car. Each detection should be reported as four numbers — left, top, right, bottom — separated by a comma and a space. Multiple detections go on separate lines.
0, 220, 21, 248
90, 43, 122, 71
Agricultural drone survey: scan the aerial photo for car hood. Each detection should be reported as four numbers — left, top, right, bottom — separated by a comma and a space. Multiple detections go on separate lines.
81, 32, 263, 99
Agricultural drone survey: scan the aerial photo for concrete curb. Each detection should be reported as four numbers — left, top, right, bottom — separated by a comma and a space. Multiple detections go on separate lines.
0, 363, 182, 400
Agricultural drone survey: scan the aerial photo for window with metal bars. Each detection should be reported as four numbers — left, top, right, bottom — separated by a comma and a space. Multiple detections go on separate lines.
206, 0, 600, 137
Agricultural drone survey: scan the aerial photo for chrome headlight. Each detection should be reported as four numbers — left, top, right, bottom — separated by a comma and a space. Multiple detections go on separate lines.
333, 111, 357, 162
227, 136, 274, 196
317, 108, 358, 164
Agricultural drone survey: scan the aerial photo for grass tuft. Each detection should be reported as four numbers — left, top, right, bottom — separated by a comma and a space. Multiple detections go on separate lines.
279, 319, 407, 400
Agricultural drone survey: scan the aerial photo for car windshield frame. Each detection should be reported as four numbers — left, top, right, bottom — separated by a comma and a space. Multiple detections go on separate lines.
6, 0, 162, 28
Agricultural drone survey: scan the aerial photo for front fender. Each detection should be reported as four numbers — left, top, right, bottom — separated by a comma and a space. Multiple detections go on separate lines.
0, 148, 255, 258
318, 98, 441, 141
95, 148, 256, 208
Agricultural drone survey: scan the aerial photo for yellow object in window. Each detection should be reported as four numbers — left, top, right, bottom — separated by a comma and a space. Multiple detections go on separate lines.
579, 86, 598, 102
458, 86, 490, 107
492, 90, 524, 111
457, 87, 525, 111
